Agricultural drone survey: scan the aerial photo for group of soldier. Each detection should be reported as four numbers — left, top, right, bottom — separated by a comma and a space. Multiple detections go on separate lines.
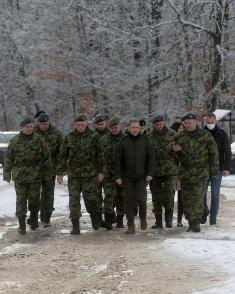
3, 110, 231, 235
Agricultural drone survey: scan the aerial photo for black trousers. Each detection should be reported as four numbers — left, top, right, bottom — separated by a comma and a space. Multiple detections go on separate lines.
123, 178, 147, 226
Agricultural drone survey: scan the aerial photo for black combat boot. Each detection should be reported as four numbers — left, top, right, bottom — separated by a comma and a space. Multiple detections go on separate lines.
210, 218, 216, 225
116, 215, 124, 228
98, 213, 106, 228
140, 218, 147, 230
29, 212, 39, 230
18, 217, 26, 234
70, 218, 80, 235
44, 212, 52, 228
187, 221, 193, 232
151, 214, 163, 229
165, 210, 173, 228
104, 214, 113, 230
192, 219, 201, 233
125, 223, 135, 234
90, 213, 100, 230
201, 210, 210, 224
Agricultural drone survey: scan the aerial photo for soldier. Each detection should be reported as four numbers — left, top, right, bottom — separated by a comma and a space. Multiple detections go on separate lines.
57, 115, 104, 235
99, 117, 126, 230
116, 119, 155, 234
202, 113, 231, 225
139, 119, 147, 135
34, 113, 63, 227
94, 114, 110, 226
173, 112, 219, 232
148, 115, 178, 229
3, 117, 51, 234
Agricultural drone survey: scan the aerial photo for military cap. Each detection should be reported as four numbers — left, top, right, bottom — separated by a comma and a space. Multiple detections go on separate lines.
108, 117, 120, 128
152, 115, 164, 123
37, 113, 49, 122
182, 112, 196, 121
95, 114, 106, 124
74, 114, 87, 122
19, 117, 34, 128
139, 119, 146, 126
34, 110, 46, 119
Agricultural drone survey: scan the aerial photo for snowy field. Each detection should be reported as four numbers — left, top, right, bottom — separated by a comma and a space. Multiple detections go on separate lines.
0, 171, 235, 293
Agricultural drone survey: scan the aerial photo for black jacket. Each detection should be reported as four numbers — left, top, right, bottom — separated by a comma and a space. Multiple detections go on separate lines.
204, 124, 231, 171
116, 133, 155, 179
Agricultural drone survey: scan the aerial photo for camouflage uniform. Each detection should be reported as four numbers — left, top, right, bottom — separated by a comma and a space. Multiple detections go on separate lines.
95, 127, 110, 222
34, 125, 63, 223
100, 131, 125, 227
58, 127, 103, 229
148, 127, 178, 228
3, 132, 51, 230
174, 126, 219, 228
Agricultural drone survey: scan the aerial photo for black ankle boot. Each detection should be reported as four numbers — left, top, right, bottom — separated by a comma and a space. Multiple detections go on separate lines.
18, 217, 26, 234
44, 212, 52, 228
29, 212, 39, 230
70, 218, 80, 235
165, 210, 173, 228
151, 214, 163, 229
192, 219, 201, 232
187, 221, 193, 232
104, 214, 113, 230
116, 215, 124, 228
90, 213, 100, 230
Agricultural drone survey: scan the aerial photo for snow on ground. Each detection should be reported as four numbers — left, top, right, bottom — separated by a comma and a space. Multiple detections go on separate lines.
164, 175, 235, 294
1, 171, 235, 293
0, 176, 70, 218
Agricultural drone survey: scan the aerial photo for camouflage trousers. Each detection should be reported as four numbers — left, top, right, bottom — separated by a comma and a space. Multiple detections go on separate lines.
181, 178, 208, 222
40, 177, 56, 215
14, 181, 41, 218
150, 176, 174, 214
97, 182, 103, 214
103, 178, 125, 216
68, 177, 99, 219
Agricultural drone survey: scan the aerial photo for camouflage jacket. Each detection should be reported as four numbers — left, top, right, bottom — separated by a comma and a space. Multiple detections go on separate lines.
148, 127, 178, 176
34, 124, 63, 176
95, 127, 109, 138
57, 127, 103, 178
3, 132, 51, 183
174, 126, 219, 181
100, 131, 125, 179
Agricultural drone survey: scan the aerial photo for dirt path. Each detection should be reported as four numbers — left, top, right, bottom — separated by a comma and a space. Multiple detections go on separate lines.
0, 194, 234, 294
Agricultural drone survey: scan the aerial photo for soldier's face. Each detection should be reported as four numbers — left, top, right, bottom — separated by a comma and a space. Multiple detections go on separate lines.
74, 121, 87, 133
129, 122, 140, 136
184, 119, 197, 132
38, 122, 49, 132
110, 124, 121, 135
95, 121, 107, 131
140, 126, 146, 134
153, 121, 164, 132
22, 123, 34, 135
